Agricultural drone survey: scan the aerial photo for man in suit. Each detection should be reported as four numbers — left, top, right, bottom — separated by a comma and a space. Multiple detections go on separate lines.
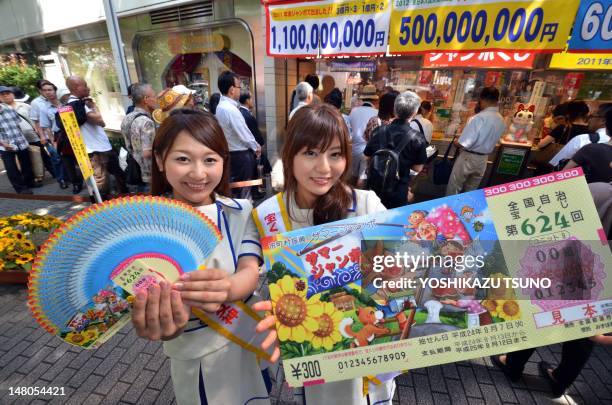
238, 91, 263, 146
239, 90, 270, 198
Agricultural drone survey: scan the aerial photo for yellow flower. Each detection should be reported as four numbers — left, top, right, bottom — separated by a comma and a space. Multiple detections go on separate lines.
0, 227, 12, 237
15, 253, 34, 265
495, 300, 521, 321
18, 218, 33, 226
12, 230, 25, 241
481, 299, 498, 314
311, 301, 343, 350
83, 326, 101, 341
20, 239, 36, 251
270, 275, 322, 343
4, 241, 17, 252
487, 273, 516, 300
64, 329, 97, 347
0, 259, 5, 271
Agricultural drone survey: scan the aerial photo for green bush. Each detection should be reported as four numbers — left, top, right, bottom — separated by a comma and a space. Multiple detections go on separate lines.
0, 54, 42, 100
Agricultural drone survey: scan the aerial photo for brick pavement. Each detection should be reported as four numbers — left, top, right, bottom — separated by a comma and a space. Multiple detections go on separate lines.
1, 172, 612, 405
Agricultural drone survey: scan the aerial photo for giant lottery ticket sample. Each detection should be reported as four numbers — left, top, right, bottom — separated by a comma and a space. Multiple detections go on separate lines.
261, 169, 612, 387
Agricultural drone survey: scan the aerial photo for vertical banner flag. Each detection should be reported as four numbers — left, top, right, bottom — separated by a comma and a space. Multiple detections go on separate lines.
58, 106, 94, 180
389, 0, 582, 54
265, 0, 392, 57
568, 0, 612, 53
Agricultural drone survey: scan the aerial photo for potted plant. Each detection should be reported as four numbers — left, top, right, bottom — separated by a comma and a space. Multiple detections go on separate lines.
0, 213, 62, 284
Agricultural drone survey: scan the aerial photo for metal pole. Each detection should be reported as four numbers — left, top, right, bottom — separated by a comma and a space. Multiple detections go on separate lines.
102, 0, 131, 109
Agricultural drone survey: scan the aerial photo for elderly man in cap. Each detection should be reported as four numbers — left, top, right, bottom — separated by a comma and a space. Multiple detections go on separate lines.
0, 86, 35, 193
349, 84, 379, 183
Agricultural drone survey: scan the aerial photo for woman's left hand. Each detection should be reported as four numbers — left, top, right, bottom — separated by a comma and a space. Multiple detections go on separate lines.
173, 268, 232, 313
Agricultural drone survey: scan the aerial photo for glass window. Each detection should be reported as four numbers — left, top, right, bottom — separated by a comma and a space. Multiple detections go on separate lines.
134, 23, 254, 108
62, 40, 124, 130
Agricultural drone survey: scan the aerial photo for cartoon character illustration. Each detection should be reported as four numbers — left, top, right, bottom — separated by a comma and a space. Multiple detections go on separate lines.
404, 210, 428, 238
460, 206, 482, 223
426, 205, 472, 242
437, 240, 466, 275
340, 307, 390, 347
413, 220, 438, 241
503, 104, 535, 143
67, 313, 90, 332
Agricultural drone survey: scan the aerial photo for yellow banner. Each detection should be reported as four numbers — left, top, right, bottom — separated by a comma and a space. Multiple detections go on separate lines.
550, 53, 612, 70
270, 1, 388, 21
389, 0, 581, 54
58, 107, 94, 180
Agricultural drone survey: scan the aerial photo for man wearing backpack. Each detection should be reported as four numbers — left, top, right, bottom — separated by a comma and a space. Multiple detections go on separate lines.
66, 76, 128, 198
120, 83, 157, 193
364, 91, 428, 208
549, 103, 612, 168
446, 87, 505, 195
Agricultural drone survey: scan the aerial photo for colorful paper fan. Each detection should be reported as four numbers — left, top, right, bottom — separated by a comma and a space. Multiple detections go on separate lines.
27, 196, 222, 348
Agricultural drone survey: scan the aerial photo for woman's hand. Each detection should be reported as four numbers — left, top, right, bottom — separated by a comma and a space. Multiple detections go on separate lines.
174, 268, 232, 313
252, 300, 281, 362
132, 281, 190, 341
589, 334, 612, 345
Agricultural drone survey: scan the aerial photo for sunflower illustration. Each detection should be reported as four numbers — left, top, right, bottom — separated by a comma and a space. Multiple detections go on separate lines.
311, 301, 343, 350
270, 275, 322, 343
481, 299, 498, 314
495, 300, 521, 321
487, 272, 516, 300
64, 328, 100, 347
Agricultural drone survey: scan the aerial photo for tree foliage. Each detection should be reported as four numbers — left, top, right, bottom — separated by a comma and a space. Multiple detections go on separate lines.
0, 55, 42, 100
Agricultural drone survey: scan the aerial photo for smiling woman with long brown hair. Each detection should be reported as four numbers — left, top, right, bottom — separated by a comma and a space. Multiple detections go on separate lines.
252, 103, 395, 405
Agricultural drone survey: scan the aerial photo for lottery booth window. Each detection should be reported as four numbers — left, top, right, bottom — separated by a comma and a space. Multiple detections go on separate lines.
133, 22, 254, 108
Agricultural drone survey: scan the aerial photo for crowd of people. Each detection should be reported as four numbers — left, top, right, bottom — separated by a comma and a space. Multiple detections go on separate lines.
1, 71, 611, 404
0, 71, 268, 200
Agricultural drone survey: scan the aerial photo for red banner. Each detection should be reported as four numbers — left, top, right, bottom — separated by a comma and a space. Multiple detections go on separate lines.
423, 52, 535, 69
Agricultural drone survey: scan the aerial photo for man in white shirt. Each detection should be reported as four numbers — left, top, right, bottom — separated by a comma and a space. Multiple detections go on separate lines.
446, 87, 506, 195
410, 100, 434, 144
29, 79, 56, 144
289, 82, 313, 120
549, 103, 612, 167
66, 76, 127, 197
349, 84, 379, 182
215, 71, 260, 198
